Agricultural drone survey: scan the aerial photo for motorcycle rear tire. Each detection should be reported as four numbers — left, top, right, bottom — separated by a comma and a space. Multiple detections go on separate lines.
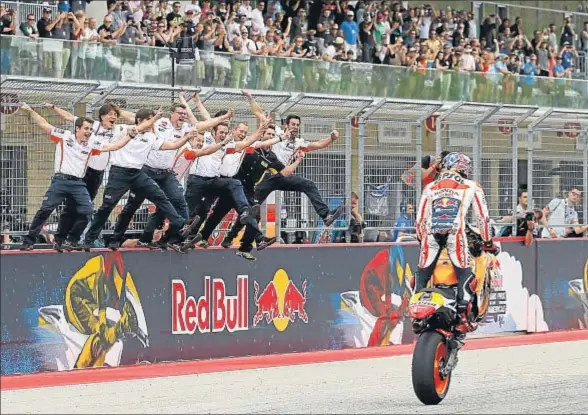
411, 330, 452, 405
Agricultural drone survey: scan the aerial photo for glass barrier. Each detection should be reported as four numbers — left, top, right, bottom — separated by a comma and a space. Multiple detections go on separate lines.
2, 35, 587, 109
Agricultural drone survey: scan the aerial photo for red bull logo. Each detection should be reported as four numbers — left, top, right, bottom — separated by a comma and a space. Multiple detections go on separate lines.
171, 276, 249, 334
253, 269, 308, 332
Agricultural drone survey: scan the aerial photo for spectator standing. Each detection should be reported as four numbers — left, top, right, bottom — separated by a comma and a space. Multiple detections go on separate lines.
167, 1, 183, 27
78, 17, 100, 79
340, 10, 358, 58
251, 1, 265, 32
542, 188, 587, 238
560, 17, 575, 48
359, 13, 375, 63
581, 22, 588, 52
19, 14, 39, 39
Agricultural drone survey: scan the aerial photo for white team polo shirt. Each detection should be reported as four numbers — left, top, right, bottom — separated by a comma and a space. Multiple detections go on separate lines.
50, 127, 103, 178
83, 120, 114, 171
271, 126, 309, 166
189, 132, 225, 178
110, 131, 164, 169
146, 118, 194, 170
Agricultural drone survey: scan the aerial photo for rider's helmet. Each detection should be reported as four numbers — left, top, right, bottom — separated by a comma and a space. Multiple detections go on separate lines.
440, 152, 472, 179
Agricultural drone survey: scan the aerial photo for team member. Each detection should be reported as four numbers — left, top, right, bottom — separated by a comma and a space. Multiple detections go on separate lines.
183, 120, 281, 258
82, 109, 195, 252
196, 126, 307, 261
256, 114, 344, 229
107, 96, 235, 249
45, 102, 135, 250
182, 121, 263, 244
18, 103, 135, 251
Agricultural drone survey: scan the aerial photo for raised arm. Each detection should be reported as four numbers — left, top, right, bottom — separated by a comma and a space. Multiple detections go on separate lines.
45, 103, 76, 122
179, 92, 199, 125
187, 136, 232, 158
191, 92, 211, 120
242, 89, 266, 124
21, 103, 53, 134
136, 108, 163, 132
160, 126, 196, 150
234, 118, 268, 151
254, 126, 292, 149
306, 129, 339, 151
100, 127, 138, 152
196, 109, 235, 132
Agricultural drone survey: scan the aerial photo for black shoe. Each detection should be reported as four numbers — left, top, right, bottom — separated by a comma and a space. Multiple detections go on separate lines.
256, 236, 277, 251
195, 239, 209, 249
221, 235, 233, 249
53, 240, 64, 253
136, 240, 160, 250
64, 241, 83, 251
81, 242, 93, 252
324, 205, 344, 227
107, 240, 121, 251
236, 251, 256, 261
181, 232, 202, 251
168, 243, 186, 254
180, 215, 200, 239
20, 240, 34, 251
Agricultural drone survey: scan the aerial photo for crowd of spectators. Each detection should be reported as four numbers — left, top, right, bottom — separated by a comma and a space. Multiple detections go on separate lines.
1, 0, 587, 81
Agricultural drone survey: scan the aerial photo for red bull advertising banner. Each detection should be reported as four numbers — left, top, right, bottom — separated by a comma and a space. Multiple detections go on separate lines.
0, 239, 586, 376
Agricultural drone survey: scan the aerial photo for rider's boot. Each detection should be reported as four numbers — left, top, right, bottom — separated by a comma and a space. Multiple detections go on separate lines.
455, 272, 477, 334
412, 269, 430, 295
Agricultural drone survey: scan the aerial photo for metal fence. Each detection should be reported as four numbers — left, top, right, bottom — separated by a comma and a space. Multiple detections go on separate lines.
1, 75, 587, 242
528, 109, 588, 229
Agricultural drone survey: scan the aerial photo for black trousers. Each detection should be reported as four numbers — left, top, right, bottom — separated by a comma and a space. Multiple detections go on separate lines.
54, 167, 103, 243
25, 175, 93, 244
254, 172, 330, 219
110, 166, 189, 243
184, 175, 258, 236
199, 185, 261, 252
84, 166, 186, 245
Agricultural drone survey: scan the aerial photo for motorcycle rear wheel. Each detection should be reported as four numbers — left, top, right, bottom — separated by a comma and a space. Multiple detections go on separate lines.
411, 330, 452, 405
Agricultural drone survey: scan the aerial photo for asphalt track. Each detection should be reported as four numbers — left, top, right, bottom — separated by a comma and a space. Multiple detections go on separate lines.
2, 335, 587, 414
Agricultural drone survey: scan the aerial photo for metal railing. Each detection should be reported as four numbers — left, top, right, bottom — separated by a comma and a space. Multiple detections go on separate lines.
1, 76, 587, 242
2, 35, 588, 110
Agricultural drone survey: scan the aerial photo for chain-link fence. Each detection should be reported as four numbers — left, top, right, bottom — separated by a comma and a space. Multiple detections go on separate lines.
359, 99, 442, 241
480, 105, 538, 233
528, 109, 588, 233
0, 76, 99, 236
1, 75, 587, 244
272, 93, 372, 243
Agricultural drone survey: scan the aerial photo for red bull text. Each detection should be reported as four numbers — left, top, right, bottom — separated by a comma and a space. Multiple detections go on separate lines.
171, 276, 249, 334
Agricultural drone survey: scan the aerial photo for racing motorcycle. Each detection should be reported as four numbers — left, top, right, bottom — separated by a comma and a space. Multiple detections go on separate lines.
408, 225, 501, 405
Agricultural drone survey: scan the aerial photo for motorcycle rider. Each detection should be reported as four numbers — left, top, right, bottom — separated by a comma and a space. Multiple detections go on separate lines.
413, 152, 499, 333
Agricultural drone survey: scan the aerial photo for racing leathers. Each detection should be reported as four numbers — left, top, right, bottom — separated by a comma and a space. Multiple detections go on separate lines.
414, 170, 494, 312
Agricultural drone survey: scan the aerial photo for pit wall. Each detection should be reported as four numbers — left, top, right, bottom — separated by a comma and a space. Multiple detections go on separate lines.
1, 239, 587, 376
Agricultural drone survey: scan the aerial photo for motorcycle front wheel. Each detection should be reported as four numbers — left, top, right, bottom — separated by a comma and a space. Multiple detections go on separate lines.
411, 330, 452, 405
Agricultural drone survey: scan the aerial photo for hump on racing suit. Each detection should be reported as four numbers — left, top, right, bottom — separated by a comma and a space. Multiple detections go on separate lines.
413, 152, 495, 320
